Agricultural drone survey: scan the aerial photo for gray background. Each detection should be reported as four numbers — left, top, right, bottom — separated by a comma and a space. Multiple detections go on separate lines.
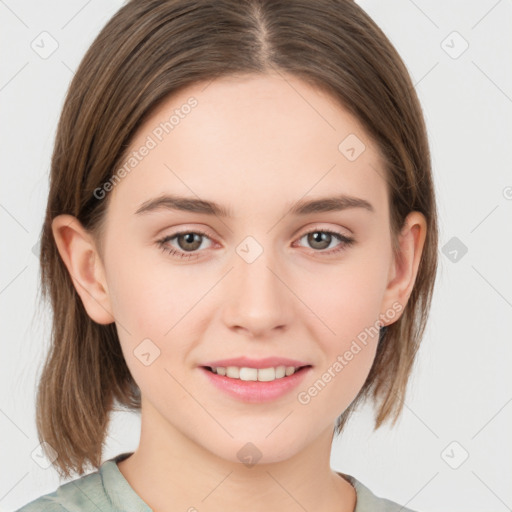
1, 1, 511, 511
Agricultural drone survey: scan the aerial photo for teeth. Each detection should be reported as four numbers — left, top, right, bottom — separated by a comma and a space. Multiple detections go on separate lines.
210, 365, 301, 381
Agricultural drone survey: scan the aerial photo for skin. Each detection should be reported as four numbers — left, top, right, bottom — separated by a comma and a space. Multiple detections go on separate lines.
52, 72, 426, 512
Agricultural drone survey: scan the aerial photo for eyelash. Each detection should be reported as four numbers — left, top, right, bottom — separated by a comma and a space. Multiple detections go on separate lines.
157, 227, 355, 259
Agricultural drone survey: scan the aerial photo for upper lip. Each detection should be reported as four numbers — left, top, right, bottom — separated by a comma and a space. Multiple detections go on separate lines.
201, 356, 312, 369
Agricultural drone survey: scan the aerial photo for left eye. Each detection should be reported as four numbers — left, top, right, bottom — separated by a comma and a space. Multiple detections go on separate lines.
295, 229, 355, 254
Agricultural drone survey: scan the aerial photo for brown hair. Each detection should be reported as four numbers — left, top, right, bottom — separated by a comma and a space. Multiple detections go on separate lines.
36, 0, 438, 478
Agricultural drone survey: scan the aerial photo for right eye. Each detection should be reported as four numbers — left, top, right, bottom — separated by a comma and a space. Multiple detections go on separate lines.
157, 229, 214, 259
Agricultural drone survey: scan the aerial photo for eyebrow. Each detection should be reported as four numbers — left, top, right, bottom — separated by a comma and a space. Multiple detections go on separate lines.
134, 193, 375, 217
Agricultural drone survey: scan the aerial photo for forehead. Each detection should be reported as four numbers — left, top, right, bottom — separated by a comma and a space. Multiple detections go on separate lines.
108, 72, 388, 220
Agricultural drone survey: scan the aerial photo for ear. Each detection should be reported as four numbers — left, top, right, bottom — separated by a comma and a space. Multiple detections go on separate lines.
380, 211, 427, 326
51, 214, 115, 325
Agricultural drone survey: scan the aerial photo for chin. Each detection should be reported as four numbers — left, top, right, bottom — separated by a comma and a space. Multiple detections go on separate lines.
203, 429, 311, 466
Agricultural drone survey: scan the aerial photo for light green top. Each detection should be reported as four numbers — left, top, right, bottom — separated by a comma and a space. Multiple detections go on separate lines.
15, 452, 418, 512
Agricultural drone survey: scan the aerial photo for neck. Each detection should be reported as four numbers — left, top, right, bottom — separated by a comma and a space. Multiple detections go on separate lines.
117, 402, 356, 512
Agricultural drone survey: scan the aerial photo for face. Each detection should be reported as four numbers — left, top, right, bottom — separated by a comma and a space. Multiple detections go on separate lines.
57, 72, 420, 465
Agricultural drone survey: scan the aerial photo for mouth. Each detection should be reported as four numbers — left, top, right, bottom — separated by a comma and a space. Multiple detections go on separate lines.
199, 364, 313, 403
201, 364, 312, 382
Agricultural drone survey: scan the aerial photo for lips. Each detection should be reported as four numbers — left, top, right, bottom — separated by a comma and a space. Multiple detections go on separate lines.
198, 356, 313, 402
199, 364, 312, 402
200, 356, 311, 369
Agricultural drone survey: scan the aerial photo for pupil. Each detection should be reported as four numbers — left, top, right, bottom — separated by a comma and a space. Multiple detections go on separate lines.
180, 233, 201, 251
309, 232, 330, 249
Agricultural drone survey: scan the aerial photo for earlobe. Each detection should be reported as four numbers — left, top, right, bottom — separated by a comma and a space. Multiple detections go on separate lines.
51, 214, 115, 325
381, 211, 427, 325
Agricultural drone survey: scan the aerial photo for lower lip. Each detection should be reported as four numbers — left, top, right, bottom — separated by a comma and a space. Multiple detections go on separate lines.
199, 366, 312, 403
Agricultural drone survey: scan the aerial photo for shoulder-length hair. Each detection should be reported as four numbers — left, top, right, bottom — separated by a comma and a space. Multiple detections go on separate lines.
36, 0, 438, 478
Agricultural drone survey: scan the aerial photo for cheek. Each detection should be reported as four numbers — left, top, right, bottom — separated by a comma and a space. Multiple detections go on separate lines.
301, 252, 389, 341
107, 257, 198, 400
105, 247, 214, 387
297, 283, 382, 419
105, 239, 205, 336
294, 253, 388, 409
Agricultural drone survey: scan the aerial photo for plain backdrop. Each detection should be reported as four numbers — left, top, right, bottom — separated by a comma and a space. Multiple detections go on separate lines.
1, 1, 511, 511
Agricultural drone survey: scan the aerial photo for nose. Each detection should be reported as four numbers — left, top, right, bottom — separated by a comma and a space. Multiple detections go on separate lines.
221, 246, 292, 338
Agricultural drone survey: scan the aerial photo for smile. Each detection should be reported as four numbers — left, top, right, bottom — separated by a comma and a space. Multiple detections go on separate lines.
207, 365, 304, 381
200, 365, 312, 403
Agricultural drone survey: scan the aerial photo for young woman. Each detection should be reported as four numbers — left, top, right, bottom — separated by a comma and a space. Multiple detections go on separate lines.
16, 1, 438, 511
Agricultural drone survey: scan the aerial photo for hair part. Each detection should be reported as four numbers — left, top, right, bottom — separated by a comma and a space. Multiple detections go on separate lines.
36, 0, 438, 478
